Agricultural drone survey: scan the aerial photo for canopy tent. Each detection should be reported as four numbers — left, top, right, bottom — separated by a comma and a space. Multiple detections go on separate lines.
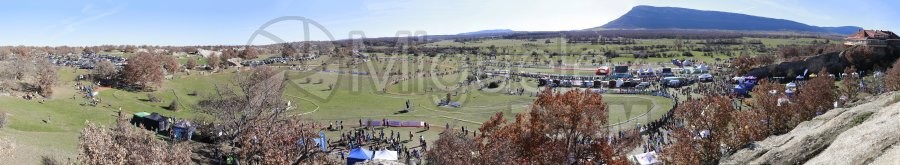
130, 112, 170, 132
614, 66, 629, 73
695, 64, 709, 71
786, 82, 798, 89
633, 151, 659, 165
347, 148, 374, 165
639, 68, 652, 73
660, 68, 673, 73
373, 150, 399, 161
133, 112, 151, 118
172, 120, 196, 141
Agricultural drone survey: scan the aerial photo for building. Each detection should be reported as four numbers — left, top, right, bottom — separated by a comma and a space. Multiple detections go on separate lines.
844, 30, 900, 47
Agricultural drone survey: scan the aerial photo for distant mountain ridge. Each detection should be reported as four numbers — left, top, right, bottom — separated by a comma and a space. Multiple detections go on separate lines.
597, 6, 861, 35
457, 29, 515, 35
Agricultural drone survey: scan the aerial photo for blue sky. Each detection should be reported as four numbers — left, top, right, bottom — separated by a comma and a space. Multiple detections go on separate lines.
0, 0, 897, 46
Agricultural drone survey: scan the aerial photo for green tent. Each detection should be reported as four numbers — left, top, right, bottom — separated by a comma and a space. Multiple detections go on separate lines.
134, 112, 151, 118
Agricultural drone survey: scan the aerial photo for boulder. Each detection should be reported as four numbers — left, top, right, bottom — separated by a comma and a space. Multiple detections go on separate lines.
721, 92, 900, 164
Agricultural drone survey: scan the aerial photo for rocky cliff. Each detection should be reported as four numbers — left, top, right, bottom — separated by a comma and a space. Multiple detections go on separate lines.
722, 92, 900, 164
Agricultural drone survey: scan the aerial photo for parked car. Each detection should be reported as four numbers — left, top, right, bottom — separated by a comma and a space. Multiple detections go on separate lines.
635, 82, 651, 89
661, 77, 688, 88
698, 74, 714, 82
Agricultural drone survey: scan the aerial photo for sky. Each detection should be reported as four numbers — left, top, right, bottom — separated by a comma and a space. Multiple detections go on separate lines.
0, 0, 897, 46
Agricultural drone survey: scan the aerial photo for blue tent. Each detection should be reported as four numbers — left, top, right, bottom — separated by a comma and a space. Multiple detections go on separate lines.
347, 148, 374, 165
733, 77, 759, 97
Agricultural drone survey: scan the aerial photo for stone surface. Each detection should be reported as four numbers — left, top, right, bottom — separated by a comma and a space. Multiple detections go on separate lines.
721, 92, 900, 165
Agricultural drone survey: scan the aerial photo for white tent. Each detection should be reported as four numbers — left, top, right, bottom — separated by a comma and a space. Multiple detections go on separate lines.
373, 150, 398, 161
633, 151, 659, 165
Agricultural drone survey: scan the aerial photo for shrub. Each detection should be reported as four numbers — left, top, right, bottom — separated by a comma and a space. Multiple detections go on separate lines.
840, 67, 860, 102
168, 99, 180, 111
77, 113, 191, 164
851, 112, 874, 125
185, 58, 197, 70
886, 94, 900, 107
207, 55, 220, 70
146, 93, 160, 102
731, 55, 756, 75
487, 82, 500, 88
0, 111, 8, 129
41, 155, 61, 165
844, 46, 875, 65
754, 53, 776, 66
777, 44, 844, 60
885, 60, 900, 91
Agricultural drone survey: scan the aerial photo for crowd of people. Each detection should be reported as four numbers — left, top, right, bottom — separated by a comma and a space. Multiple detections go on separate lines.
321, 119, 436, 164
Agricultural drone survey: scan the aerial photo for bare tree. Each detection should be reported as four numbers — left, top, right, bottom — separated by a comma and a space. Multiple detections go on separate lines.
77, 112, 191, 164
162, 55, 180, 74
185, 58, 197, 70
122, 52, 164, 91
840, 67, 860, 103
427, 129, 479, 164
281, 43, 297, 59
36, 60, 58, 97
208, 55, 221, 70
199, 66, 325, 164
221, 48, 236, 60
885, 60, 900, 91
240, 47, 259, 59
731, 55, 756, 75
429, 88, 624, 164
11, 55, 32, 81
93, 60, 118, 85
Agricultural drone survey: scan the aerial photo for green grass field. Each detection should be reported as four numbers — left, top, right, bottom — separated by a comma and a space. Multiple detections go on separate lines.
0, 56, 674, 163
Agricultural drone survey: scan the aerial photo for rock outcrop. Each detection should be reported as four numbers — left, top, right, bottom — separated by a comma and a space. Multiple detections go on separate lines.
722, 92, 900, 164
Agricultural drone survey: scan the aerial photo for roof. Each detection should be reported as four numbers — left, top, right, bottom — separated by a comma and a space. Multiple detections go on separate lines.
373, 150, 399, 161
145, 112, 168, 122
846, 30, 900, 40
348, 148, 374, 160
133, 112, 151, 118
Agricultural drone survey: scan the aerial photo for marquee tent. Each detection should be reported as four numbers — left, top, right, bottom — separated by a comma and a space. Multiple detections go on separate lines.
130, 112, 170, 132
347, 148, 374, 165
373, 150, 399, 161
633, 151, 659, 165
